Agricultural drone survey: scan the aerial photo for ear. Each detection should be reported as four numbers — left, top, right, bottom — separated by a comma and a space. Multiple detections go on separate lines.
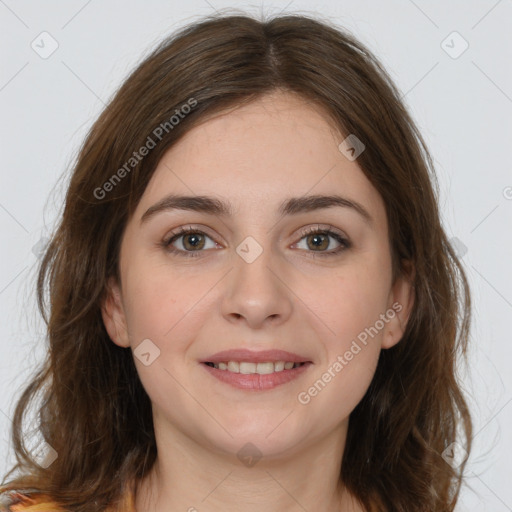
101, 275, 130, 348
382, 260, 415, 349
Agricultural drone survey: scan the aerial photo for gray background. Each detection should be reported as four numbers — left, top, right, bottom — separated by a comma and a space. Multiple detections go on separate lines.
1, 1, 511, 509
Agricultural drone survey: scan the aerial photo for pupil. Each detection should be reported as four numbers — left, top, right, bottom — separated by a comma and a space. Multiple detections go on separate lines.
185, 233, 204, 250
310, 234, 327, 250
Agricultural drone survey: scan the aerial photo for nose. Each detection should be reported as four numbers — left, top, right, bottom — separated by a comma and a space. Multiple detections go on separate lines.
221, 243, 293, 329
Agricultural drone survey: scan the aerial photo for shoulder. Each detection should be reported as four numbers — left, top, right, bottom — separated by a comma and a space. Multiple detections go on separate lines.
0, 486, 65, 512
0, 480, 136, 512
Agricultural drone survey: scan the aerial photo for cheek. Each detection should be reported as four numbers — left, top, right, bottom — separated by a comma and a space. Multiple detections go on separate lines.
121, 270, 201, 400
122, 253, 201, 341
296, 260, 391, 418
121, 266, 214, 376
297, 275, 384, 420
304, 349, 380, 424
310, 268, 389, 346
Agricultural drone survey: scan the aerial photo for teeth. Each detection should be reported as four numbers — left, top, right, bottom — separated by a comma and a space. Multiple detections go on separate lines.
274, 361, 285, 372
227, 361, 240, 373
256, 362, 275, 374
210, 361, 303, 374
239, 362, 256, 374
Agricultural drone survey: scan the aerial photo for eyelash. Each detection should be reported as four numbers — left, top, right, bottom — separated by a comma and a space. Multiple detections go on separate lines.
160, 225, 351, 259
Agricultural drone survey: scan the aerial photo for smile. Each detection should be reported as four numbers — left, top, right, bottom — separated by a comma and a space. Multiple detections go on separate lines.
204, 361, 304, 373
201, 361, 312, 390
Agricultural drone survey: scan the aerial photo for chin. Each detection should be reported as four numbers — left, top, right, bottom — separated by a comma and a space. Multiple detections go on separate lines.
201, 421, 306, 463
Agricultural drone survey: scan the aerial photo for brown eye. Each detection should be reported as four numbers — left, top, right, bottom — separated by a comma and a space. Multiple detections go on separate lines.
181, 232, 206, 251
305, 232, 330, 251
162, 227, 218, 258
294, 226, 351, 257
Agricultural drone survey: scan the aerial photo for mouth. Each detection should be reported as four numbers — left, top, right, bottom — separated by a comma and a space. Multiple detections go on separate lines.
200, 349, 313, 390
203, 360, 307, 373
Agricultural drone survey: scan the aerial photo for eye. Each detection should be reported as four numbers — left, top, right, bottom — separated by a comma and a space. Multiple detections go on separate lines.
162, 226, 218, 258
161, 224, 351, 259
293, 224, 351, 257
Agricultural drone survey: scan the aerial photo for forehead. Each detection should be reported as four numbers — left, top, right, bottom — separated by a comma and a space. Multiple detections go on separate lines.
135, 91, 387, 230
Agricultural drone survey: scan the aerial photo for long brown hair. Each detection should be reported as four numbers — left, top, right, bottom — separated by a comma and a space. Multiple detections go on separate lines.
1, 11, 472, 511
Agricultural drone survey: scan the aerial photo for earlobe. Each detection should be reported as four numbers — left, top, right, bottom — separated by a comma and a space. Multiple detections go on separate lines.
382, 261, 415, 349
101, 276, 130, 348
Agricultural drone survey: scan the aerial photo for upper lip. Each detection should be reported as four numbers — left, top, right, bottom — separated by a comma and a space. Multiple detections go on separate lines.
202, 349, 312, 364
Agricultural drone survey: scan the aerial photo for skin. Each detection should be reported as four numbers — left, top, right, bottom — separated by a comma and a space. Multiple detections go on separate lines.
102, 90, 414, 512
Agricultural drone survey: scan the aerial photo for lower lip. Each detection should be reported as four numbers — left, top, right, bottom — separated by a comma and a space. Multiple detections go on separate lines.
201, 362, 313, 390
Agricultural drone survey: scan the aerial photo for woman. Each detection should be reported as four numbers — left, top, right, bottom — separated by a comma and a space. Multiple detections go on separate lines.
0, 11, 472, 512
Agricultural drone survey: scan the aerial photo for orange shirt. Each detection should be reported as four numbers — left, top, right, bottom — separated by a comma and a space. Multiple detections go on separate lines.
0, 482, 136, 511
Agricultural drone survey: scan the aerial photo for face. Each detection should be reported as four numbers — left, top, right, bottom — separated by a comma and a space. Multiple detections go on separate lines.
102, 90, 413, 462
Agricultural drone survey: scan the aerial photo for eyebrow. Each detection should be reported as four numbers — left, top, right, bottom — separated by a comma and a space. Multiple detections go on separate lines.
140, 193, 373, 226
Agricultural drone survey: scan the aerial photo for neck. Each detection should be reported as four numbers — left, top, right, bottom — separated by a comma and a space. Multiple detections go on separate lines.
134, 414, 361, 512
